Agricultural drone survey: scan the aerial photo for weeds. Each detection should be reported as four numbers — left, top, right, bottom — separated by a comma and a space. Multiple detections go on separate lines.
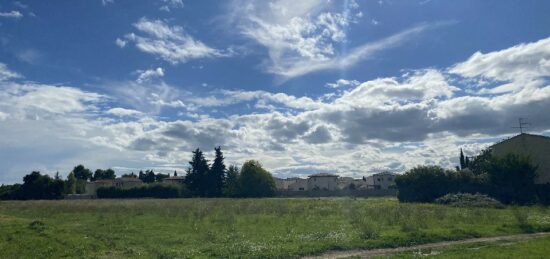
0, 198, 548, 258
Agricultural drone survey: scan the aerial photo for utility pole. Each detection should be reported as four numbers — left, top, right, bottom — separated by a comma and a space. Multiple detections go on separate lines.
512, 118, 530, 134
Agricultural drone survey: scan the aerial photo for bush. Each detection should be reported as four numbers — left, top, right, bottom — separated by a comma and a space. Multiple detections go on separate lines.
396, 153, 541, 205
395, 166, 451, 202
435, 193, 504, 209
486, 154, 537, 204
535, 184, 550, 205
97, 184, 185, 199
237, 160, 276, 197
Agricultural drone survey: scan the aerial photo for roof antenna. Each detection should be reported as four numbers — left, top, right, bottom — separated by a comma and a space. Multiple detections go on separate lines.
512, 118, 530, 134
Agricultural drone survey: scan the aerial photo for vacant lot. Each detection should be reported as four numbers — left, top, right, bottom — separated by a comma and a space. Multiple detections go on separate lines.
1, 198, 549, 258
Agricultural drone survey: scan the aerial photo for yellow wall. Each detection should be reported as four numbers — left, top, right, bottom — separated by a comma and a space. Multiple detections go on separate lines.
492, 134, 550, 184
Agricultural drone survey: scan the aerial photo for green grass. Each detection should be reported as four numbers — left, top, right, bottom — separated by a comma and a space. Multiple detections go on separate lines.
378, 235, 550, 258
1, 198, 549, 258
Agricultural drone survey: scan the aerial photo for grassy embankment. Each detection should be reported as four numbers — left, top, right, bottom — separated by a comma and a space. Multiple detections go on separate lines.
1, 198, 549, 258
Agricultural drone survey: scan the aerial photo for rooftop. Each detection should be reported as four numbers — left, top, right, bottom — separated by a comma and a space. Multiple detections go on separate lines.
308, 173, 339, 178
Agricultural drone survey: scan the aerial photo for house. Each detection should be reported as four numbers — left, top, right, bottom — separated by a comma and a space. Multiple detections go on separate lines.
337, 177, 354, 189
85, 177, 144, 197
114, 177, 144, 189
491, 133, 550, 184
274, 177, 306, 190
365, 171, 397, 190
162, 176, 185, 185
85, 179, 114, 196
307, 173, 339, 191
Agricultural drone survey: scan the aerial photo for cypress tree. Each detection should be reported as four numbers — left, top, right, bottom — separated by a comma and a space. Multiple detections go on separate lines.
459, 148, 466, 170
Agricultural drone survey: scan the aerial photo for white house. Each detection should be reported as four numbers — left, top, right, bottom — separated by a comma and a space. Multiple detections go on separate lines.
307, 173, 339, 191
287, 177, 308, 191
365, 171, 397, 190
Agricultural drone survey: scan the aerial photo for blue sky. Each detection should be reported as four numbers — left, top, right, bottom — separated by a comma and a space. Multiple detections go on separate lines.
1, 0, 550, 183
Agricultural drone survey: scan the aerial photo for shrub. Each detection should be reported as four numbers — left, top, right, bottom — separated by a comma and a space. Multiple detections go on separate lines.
535, 184, 550, 205
435, 193, 504, 209
97, 184, 185, 199
395, 166, 451, 202
237, 160, 276, 197
486, 154, 537, 204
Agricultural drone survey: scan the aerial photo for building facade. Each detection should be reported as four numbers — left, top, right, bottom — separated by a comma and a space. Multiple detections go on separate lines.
365, 171, 397, 190
85, 177, 144, 197
491, 133, 550, 184
307, 173, 339, 191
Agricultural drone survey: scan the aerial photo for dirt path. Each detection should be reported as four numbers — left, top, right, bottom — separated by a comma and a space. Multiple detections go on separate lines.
303, 232, 550, 259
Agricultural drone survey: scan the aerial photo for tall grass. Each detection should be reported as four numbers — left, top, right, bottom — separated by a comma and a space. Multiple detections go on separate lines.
0, 198, 549, 258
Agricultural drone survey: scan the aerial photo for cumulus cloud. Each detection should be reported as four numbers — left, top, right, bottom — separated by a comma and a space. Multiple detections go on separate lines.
2, 37, 550, 183
121, 18, 228, 64
136, 67, 165, 83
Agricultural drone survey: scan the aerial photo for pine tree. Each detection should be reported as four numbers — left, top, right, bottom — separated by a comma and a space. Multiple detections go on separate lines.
185, 148, 210, 196
208, 146, 226, 197
224, 165, 240, 197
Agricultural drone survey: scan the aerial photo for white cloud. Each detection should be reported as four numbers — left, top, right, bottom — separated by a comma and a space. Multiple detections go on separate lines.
325, 79, 360, 88
230, 1, 449, 80
1, 84, 104, 116
160, 0, 184, 12
450, 37, 550, 83
106, 108, 144, 117
0, 111, 8, 121
2, 36, 550, 183
122, 18, 228, 64
115, 38, 127, 48
273, 22, 448, 79
0, 63, 22, 81
0, 11, 23, 19
233, 0, 359, 78
136, 67, 165, 83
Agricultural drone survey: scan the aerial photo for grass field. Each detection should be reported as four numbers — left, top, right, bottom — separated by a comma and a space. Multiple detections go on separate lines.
378, 235, 550, 258
1, 198, 550, 258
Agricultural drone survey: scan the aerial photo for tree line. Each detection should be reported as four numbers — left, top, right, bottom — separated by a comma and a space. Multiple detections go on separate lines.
181, 147, 276, 198
395, 148, 549, 205
0, 147, 277, 200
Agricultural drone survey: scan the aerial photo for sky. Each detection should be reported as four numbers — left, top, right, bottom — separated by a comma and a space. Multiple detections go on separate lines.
1, 0, 550, 183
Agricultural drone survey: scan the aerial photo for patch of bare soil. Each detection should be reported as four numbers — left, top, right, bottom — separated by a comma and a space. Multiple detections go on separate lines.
303, 232, 550, 259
